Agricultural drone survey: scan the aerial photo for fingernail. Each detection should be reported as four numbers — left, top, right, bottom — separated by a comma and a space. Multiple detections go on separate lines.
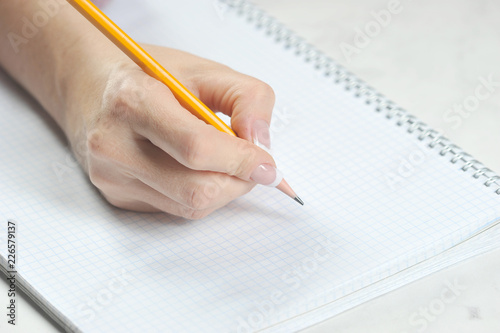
250, 164, 283, 187
252, 119, 271, 150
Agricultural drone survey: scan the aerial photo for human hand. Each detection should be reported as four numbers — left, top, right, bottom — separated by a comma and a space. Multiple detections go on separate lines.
64, 45, 277, 219
0, 2, 278, 219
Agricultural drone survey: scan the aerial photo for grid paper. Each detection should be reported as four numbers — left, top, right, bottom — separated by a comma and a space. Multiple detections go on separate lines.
1, 0, 500, 332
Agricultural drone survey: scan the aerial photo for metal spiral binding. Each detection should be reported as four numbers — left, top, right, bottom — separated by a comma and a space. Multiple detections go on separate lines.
220, 0, 500, 195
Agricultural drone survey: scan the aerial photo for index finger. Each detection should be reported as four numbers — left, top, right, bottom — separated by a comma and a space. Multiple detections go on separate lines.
194, 68, 275, 145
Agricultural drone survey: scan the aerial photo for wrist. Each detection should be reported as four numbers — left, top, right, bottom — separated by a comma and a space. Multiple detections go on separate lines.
0, 1, 117, 133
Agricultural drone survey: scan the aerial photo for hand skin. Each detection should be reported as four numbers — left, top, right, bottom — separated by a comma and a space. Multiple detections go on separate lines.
0, 0, 277, 219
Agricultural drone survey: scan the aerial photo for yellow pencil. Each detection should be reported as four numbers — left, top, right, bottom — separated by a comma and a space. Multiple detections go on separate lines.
66, 0, 303, 205
66, 0, 234, 135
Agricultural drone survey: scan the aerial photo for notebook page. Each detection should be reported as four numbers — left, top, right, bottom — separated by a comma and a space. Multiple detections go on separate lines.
1, 0, 500, 332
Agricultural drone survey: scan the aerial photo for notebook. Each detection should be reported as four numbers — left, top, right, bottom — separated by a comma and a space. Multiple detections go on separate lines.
1, 0, 500, 332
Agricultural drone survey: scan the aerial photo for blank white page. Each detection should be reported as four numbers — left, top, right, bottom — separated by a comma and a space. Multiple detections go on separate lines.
1, 0, 500, 332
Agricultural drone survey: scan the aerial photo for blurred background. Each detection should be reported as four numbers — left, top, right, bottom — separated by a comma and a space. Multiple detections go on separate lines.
253, 0, 500, 174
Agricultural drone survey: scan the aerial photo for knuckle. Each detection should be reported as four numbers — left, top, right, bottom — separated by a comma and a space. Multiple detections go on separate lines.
102, 69, 149, 124
229, 142, 258, 178
232, 158, 253, 179
86, 128, 120, 162
183, 183, 213, 211
246, 78, 275, 102
86, 129, 107, 158
181, 132, 208, 169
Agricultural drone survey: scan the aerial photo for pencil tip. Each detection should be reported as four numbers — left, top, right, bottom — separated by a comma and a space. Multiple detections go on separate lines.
294, 196, 304, 206
276, 178, 303, 206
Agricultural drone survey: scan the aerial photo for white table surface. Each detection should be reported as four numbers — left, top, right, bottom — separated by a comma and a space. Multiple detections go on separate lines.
1, 0, 499, 332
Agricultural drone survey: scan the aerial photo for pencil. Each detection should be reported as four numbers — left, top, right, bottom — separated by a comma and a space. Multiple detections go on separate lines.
66, 0, 303, 205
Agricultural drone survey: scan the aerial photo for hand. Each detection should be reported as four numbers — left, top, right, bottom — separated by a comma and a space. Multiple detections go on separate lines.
0, 2, 277, 219
64, 45, 276, 219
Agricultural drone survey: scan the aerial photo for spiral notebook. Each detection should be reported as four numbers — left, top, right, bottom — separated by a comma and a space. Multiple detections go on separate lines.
1, 0, 500, 332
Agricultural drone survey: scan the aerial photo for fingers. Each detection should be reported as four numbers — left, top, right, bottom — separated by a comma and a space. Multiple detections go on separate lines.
101, 179, 223, 219
101, 179, 232, 219
87, 132, 255, 219
129, 138, 256, 211
144, 45, 275, 144
88, 50, 280, 218
194, 69, 275, 144
125, 72, 277, 183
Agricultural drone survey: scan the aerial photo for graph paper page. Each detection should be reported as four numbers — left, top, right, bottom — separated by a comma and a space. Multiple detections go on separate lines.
1, 0, 500, 332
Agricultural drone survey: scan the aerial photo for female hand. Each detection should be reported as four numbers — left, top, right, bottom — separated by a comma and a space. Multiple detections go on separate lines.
0, 2, 277, 219
66, 45, 276, 219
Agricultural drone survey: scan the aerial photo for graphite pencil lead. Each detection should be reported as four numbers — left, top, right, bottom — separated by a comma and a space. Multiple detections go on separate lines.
294, 196, 304, 206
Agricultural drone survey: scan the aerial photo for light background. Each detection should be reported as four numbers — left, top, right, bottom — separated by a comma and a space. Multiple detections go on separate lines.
251, 1, 500, 332
1, 0, 500, 332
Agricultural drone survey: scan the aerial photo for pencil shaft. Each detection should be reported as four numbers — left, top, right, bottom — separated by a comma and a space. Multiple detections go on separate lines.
67, 0, 236, 136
